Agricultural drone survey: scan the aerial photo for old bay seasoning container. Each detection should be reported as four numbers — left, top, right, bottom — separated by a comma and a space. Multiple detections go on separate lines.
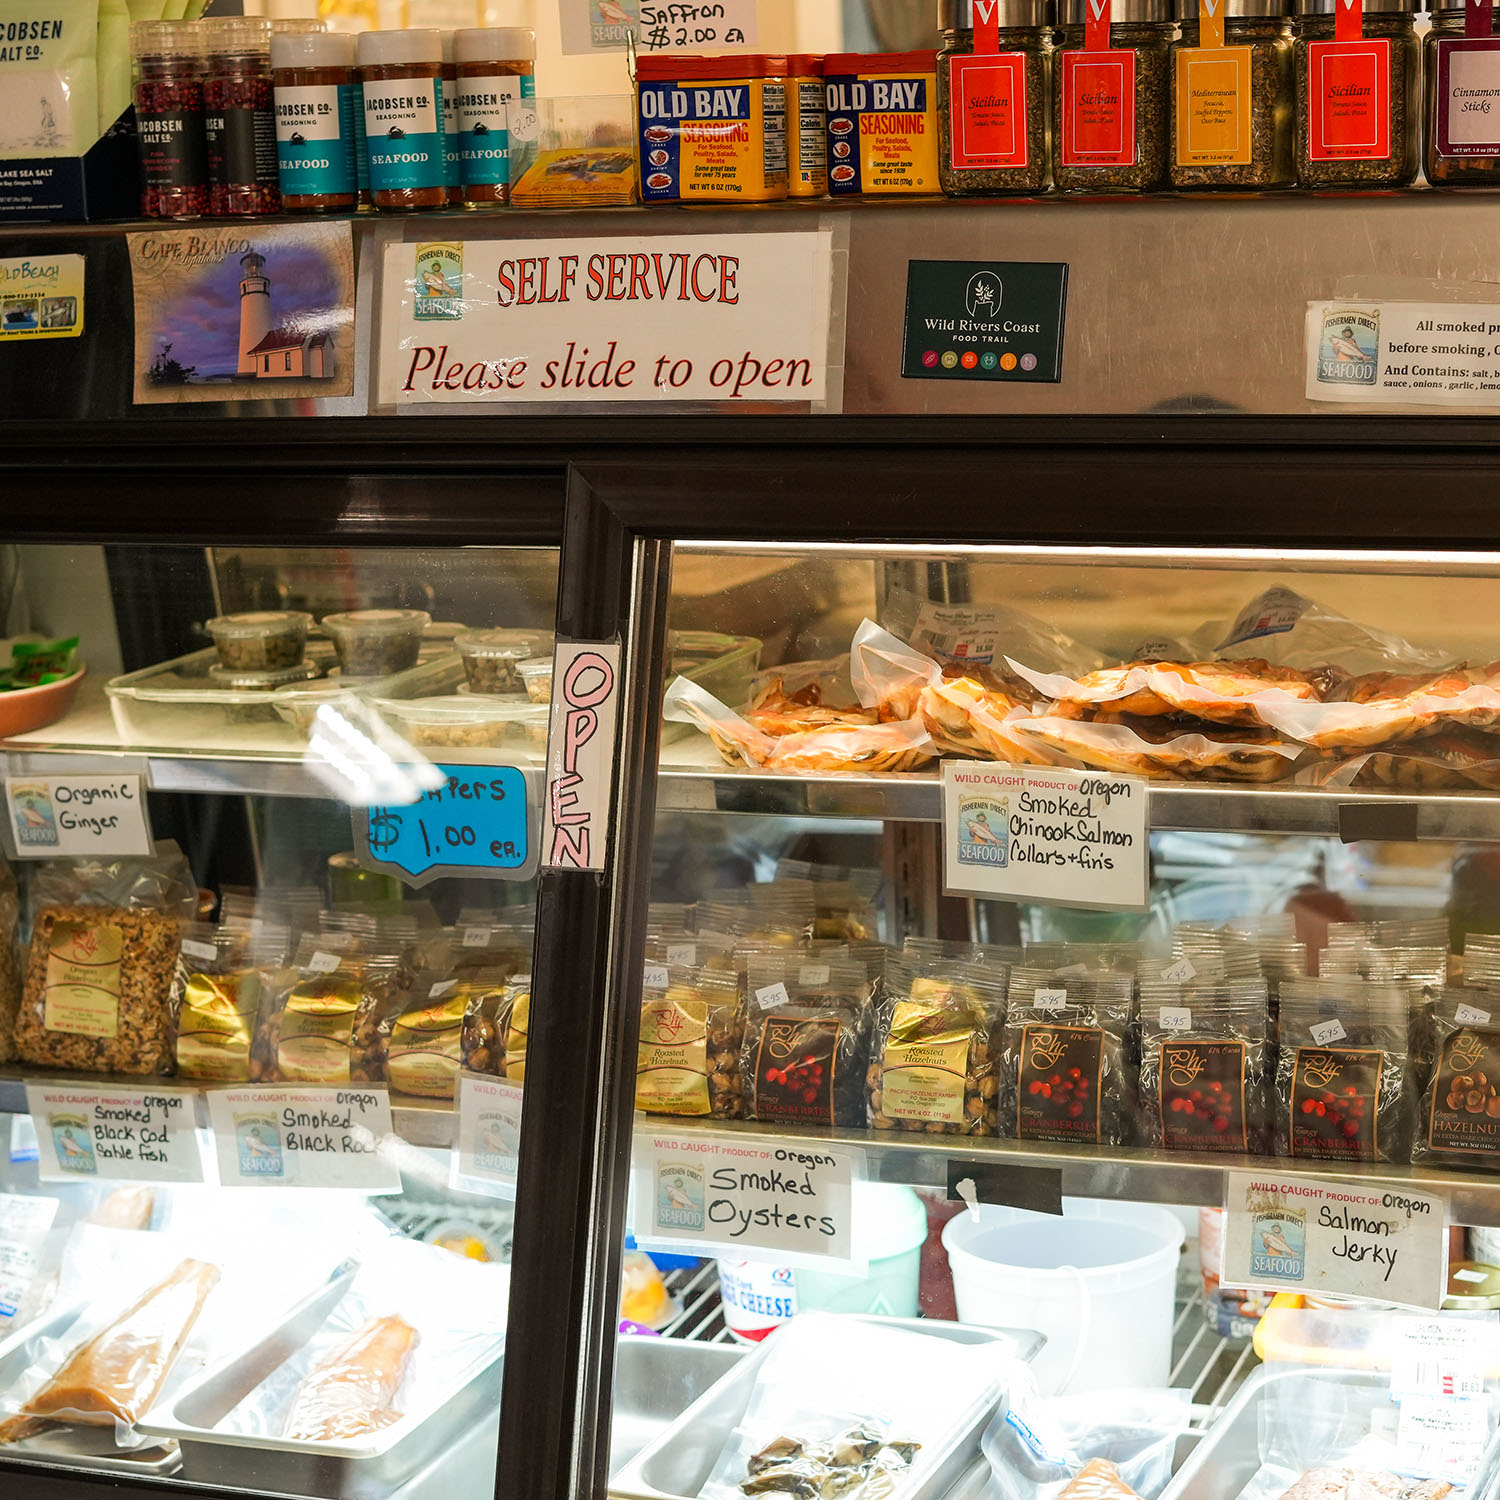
636, 53, 787, 202
1294, 0, 1419, 186
785, 53, 828, 194
1425, 0, 1500, 185
824, 50, 941, 193
938, 0, 1053, 194
357, 28, 446, 211
271, 29, 359, 212
1054, 0, 1175, 192
1171, 0, 1294, 187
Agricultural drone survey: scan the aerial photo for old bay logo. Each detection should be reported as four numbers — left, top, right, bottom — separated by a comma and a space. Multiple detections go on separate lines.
966, 271, 1001, 320
1166, 1046, 1206, 1088
1317, 307, 1379, 386
1028, 1029, 1066, 1071
1302, 1051, 1343, 1088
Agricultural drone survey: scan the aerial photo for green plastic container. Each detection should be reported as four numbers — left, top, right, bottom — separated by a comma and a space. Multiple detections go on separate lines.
793, 1183, 927, 1317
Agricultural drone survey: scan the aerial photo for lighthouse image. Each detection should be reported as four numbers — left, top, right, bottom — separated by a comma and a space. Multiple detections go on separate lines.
237, 251, 272, 376
234, 247, 333, 381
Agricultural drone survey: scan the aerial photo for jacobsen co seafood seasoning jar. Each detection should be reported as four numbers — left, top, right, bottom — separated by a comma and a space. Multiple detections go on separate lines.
357, 28, 446, 211
938, 0, 1053, 194
454, 26, 535, 205
1054, 0, 1175, 192
132, 21, 208, 219
1171, 0, 1294, 187
784, 53, 828, 195
1294, 0, 1418, 186
1425, 0, 1500, 184
824, 50, 942, 193
636, 53, 788, 202
440, 32, 463, 205
271, 29, 359, 212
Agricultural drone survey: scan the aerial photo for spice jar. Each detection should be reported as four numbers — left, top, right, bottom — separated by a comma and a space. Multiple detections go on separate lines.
1171, 0, 1294, 187
785, 53, 828, 195
131, 20, 208, 219
1425, 0, 1500, 185
1053, 0, 1175, 191
1294, 0, 1418, 187
203, 17, 281, 216
938, 0, 1053, 195
272, 29, 359, 212
357, 28, 447, 211
824, 50, 942, 194
453, 25, 535, 205
439, 32, 463, 205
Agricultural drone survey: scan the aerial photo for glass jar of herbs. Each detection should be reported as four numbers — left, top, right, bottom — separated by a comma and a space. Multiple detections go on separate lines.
1425, 0, 1500, 186
1293, 0, 1418, 187
1171, 0, 1294, 187
1053, 0, 1176, 192
938, 0, 1053, 194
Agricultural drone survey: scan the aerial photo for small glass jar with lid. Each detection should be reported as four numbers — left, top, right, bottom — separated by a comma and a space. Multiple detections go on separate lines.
1425, 0, 1500, 186
1293, 0, 1418, 187
271, 28, 359, 213
202, 16, 281, 216
938, 0, 1053, 194
356, 28, 447, 211
132, 20, 209, 219
1053, 0, 1176, 192
1170, 0, 1294, 187
453, 26, 536, 205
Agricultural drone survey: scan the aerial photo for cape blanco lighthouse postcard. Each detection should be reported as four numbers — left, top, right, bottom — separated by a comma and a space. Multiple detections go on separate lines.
128, 221, 355, 405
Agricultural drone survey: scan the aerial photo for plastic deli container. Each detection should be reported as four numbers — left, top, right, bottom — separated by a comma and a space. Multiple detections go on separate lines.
795, 1182, 927, 1317
716, 1259, 799, 1342
455, 628, 546, 695
943, 1197, 1185, 1393
519, 657, 553, 704
206, 611, 312, 671
380, 694, 548, 750
321, 609, 431, 677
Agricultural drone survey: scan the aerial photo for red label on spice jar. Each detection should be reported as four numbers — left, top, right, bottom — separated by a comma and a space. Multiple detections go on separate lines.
948, 52, 1030, 169
1061, 49, 1137, 165
974, 0, 1003, 51
1306, 39, 1391, 160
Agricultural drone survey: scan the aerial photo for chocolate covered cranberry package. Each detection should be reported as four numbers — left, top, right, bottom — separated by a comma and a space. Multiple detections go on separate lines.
1413, 988, 1500, 1170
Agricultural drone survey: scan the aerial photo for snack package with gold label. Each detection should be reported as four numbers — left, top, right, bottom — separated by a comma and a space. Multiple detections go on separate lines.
380, 968, 473, 1099
1000, 964, 1135, 1146
740, 955, 873, 1127
16, 845, 198, 1075
172, 920, 289, 1083
1413, 988, 1500, 1170
460, 970, 529, 1081
1274, 979, 1412, 1164
868, 958, 1006, 1136
636, 964, 744, 1118
776, 859, 880, 942
0, 862, 19, 1064
1137, 976, 1271, 1154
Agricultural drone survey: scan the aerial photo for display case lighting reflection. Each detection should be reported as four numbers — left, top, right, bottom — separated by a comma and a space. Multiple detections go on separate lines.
303, 701, 444, 808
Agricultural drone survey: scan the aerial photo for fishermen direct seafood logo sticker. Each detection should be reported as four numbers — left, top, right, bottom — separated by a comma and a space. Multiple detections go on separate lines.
234, 1112, 284, 1177
956, 795, 1009, 867
475, 1109, 520, 1175
9, 782, 58, 847
49, 1113, 96, 1174
655, 1162, 705, 1232
414, 243, 463, 321
1317, 308, 1379, 386
1250, 1204, 1306, 1282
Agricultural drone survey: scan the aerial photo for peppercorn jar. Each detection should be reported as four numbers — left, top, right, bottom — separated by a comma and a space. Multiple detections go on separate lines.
1293, 0, 1418, 187
1171, 0, 1294, 185
1053, 0, 1176, 191
203, 17, 281, 216
939, 0, 1053, 194
357, 28, 447, 212
272, 28, 358, 212
1425, 0, 1500, 185
131, 20, 208, 219
453, 25, 535, 205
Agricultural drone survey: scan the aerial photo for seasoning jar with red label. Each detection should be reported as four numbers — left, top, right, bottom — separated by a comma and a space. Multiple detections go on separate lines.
1293, 0, 1419, 186
1425, 0, 1500, 184
1053, 0, 1176, 192
938, 0, 1053, 194
131, 20, 209, 219
203, 17, 282, 217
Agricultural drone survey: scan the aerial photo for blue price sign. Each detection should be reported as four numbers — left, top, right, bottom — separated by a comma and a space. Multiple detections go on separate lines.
353, 765, 538, 886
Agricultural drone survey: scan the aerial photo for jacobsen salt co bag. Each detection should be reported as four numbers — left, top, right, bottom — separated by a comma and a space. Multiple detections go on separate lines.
0, 0, 101, 158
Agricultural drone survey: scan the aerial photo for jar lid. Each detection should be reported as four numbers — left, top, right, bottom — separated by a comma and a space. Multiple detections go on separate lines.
452, 26, 536, 63
130, 19, 201, 59
208, 660, 323, 690
271, 30, 354, 68
783, 52, 825, 73
1294, 0, 1413, 14
207, 610, 313, 637
270, 18, 325, 35
1060, 0, 1172, 21
1176, 0, 1288, 18
456, 628, 541, 660
201, 16, 273, 56
823, 49, 939, 75
940, 0, 1048, 25
356, 28, 443, 69
321, 608, 432, 635
636, 52, 785, 79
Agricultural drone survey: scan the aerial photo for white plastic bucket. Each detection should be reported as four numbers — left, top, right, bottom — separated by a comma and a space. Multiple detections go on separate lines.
942, 1197, 1185, 1394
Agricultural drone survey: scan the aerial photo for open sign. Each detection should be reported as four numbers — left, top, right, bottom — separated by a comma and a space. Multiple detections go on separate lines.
543, 642, 622, 872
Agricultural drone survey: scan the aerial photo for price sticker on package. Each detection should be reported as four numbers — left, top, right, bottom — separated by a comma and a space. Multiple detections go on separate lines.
205, 1087, 399, 1191
0, 1194, 59, 1326
450, 1073, 524, 1199
26, 1083, 204, 1184
1391, 1316, 1490, 1398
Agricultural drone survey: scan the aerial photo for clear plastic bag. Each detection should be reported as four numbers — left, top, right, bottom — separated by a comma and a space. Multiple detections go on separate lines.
1413, 989, 1500, 1172
0, 862, 19, 1064
636, 964, 744, 1119
172, 921, 288, 1083
1011, 713, 1302, 783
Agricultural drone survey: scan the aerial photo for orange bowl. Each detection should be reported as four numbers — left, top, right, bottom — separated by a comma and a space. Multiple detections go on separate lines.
0, 667, 86, 738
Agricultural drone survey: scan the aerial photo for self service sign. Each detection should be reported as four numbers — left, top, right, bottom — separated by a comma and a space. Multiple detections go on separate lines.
902, 259, 1068, 382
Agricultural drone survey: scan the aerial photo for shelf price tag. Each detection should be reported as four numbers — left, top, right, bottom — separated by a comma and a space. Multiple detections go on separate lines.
634, 1130, 865, 1271
941, 762, 1148, 912
26, 1082, 204, 1184
1219, 1169, 1448, 1309
450, 1072, 523, 1199
5, 774, 152, 859
205, 1087, 399, 1191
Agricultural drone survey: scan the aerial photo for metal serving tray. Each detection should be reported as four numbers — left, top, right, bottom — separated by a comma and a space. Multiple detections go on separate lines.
611, 1338, 748, 1479
139, 1264, 504, 1500
611, 1316, 1044, 1500
0, 1300, 181, 1477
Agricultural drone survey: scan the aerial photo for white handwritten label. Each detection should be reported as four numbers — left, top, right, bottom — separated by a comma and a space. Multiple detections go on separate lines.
1161, 958, 1197, 983
755, 981, 791, 1013
666, 942, 696, 967
1391, 1316, 1488, 1398
205, 1086, 399, 1191
542, 642, 621, 873
307, 951, 342, 974
1220, 1169, 1448, 1310
0, 1194, 59, 1325
643, 963, 670, 991
1032, 988, 1068, 1012
558, 0, 759, 53
1311, 1018, 1348, 1046
1456, 1002, 1492, 1026
1159, 1007, 1193, 1032
799, 965, 830, 987
450, 1072, 523, 1199
634, 1130, 863, 1270
941, 762, 1149, 912
462, 926, 492, 948
5, 774, 152, 859
26, 1083, 204, 1184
